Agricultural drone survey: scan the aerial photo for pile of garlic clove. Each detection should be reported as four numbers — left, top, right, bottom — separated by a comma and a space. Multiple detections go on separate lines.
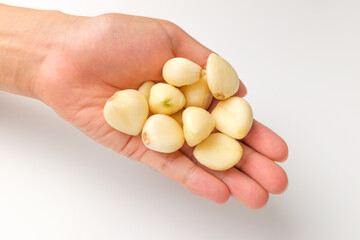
103, 53, 253, 171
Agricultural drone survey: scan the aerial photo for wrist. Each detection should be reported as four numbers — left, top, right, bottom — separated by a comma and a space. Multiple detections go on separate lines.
0, 4, 80, 99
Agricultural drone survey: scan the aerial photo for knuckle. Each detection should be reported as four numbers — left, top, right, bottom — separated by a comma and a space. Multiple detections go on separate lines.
160, 152, 181, 175
182, 164, 197, 187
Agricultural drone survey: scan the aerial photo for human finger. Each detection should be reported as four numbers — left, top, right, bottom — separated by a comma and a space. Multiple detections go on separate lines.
242, 120, 289, 162
236, 143, 288, 194
180, 144, 269, 209
123, 136, 231, 204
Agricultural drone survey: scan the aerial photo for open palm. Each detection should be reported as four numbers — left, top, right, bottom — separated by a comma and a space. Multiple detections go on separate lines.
36, 13, 288, 208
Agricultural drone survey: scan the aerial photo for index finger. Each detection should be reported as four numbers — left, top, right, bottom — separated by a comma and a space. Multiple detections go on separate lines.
242, 120, 289, 162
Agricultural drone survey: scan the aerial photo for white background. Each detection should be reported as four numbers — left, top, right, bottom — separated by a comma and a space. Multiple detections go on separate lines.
1, 0, 359, 239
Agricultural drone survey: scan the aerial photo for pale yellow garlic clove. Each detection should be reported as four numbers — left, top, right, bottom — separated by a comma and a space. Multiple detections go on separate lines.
138, 81, 155, 103
170, 109, 184, 127
142, 114, 184, 153
103, 89, 148, 136
211, 96, 253, 139
182, 107, 215, 147
180, 75, 213, 109
149, 83, 186, 115
193, 133, 243, 171
162, 57, 203, 87
206, 53, 239, 100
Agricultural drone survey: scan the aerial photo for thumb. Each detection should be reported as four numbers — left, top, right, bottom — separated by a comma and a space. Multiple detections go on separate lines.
160, 21, 212, 68
161, 21, 247, 97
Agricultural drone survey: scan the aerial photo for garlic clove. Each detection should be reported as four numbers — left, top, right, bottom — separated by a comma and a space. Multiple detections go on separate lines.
206, 53, 239, 100
149, 83, 186, 115
180, 75, 213, 109
138, 81, 155, 103
170, 109, 184, 127
142, 114, 184, 153
182, 107, 215, 147
162, 57, 203, 87
193, 133, 243, 171
103, 89, 148, 136
211, 96, 253, 139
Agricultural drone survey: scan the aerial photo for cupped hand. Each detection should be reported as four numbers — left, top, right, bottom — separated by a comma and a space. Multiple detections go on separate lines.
35, 13, 288, 208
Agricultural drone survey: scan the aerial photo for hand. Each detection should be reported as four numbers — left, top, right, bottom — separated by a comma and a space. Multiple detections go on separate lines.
35, 13, 288, 208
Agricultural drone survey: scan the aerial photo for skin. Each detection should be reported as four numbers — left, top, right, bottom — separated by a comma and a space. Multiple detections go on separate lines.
0, 4, 288, 209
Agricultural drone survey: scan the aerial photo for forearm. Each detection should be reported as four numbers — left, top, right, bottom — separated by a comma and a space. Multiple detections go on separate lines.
0, 4, 75, 98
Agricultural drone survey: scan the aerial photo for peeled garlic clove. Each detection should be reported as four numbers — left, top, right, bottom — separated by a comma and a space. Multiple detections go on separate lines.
194, 133, 243, 171
170, 109, 184, 127
104, 89, 148, 136
182, 107, 215, 147
180, 75, 213, 109
162, 57, 203, 87
149, 83, 186, 115
142, 114, 184, 153
138, 81, 155, 103
206, 53, 239, 100
211, 97, 253, 139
